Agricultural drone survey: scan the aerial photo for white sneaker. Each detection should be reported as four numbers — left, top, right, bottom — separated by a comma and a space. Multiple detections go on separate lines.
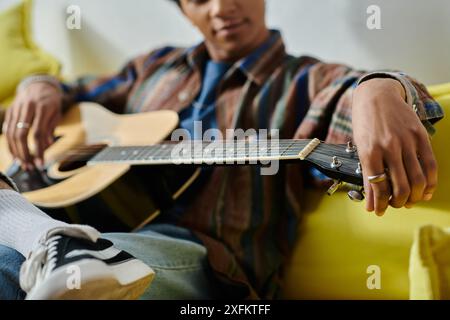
20, 228, 155, 300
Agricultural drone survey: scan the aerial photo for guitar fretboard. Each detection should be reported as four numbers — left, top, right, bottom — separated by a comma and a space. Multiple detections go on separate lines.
89, 139, 313, 165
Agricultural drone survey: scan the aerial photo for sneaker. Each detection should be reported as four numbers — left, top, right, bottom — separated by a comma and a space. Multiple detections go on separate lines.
20, 228, 155, 300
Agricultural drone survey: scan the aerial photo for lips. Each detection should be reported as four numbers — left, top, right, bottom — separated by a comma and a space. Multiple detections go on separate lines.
214, 19, 247, 36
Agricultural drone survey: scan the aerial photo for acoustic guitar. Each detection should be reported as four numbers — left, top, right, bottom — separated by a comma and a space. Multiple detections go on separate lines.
0, 103, 364, 230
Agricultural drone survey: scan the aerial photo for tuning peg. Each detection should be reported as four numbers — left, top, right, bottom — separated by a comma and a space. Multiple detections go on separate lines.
346, 141, 357, 153
327, 180, 343, 196
331, 156, 342, 169
356, 162, 362, 175
347, 188, 365, 202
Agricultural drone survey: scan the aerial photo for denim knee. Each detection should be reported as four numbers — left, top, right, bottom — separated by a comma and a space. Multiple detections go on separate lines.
0, 245, 26, 300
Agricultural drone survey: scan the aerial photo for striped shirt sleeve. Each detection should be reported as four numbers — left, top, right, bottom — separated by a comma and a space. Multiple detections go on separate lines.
60, 47, 176, 114
358, 71, 444, 135
61, 59, 139, 114
300, 63, 444, 143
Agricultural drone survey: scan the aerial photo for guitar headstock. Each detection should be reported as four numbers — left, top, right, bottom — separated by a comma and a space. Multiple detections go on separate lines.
304, 141, 365, 200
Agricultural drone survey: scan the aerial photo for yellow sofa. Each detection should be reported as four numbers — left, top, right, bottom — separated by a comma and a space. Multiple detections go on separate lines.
283, 86, 450, 300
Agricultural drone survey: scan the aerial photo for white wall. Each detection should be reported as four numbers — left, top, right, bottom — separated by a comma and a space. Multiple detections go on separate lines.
3, 0, 449, 84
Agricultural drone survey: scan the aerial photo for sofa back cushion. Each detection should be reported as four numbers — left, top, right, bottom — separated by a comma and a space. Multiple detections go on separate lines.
0, 0, 60, 106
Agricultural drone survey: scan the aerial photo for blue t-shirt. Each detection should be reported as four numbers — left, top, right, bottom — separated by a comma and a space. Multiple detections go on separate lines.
179, 60, 231, 139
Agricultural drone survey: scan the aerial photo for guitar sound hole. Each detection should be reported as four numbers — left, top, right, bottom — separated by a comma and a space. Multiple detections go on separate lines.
58, 144, 108, 172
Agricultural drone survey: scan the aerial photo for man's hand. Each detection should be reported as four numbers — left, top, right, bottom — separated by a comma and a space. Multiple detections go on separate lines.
3, 82, 63, 171
352, 78, 437, 216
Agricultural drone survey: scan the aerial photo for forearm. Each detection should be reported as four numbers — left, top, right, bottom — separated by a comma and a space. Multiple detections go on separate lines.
17, 75, 118, 114
304, 63, 442, 145
307, 62, 443, 134
18, 66, 135, 115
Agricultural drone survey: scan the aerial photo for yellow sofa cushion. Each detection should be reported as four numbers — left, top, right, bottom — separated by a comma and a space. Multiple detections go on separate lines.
283, 88, 450, 300
409, 225, 450, 300
0, 0, 60, 107
428, 83, 450, 99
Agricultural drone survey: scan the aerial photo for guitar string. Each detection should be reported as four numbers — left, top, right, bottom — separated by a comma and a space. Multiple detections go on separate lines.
47, 145, 352, 161
68, 144, 352, 162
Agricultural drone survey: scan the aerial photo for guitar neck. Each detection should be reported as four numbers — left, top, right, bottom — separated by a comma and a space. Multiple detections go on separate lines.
87, 139, 364, 186
88, 139, 312, 166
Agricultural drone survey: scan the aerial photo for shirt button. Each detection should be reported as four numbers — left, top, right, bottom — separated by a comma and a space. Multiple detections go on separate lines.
178, 91, 190, 103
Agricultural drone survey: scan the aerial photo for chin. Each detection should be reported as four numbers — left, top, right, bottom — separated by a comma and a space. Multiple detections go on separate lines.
221, 38, 251, 52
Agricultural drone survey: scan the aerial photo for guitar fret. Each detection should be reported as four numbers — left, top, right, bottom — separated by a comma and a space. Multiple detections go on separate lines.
285, 141, 308, 156
125, 147, 140, 160
161, 145, 175, 160
149, 145, 167, 160
142, 146, 157, 159
128, 147, 146, 161
108, 148, 124, 161
281, 141, 297, 156
159, 145, 175, 160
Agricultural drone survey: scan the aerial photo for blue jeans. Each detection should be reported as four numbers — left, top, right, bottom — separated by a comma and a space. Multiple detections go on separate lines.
0, 245, 25, 300
0, 224, 223, 300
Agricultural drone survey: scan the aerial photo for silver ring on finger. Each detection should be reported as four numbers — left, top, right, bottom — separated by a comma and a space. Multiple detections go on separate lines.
16, 122, 31, 130
368, 172, 389, 184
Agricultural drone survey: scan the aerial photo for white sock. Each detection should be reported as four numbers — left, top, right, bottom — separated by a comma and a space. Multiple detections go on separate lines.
0, 189, 100, 257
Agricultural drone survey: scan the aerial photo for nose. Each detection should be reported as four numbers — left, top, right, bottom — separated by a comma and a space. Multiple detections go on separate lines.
210, 0, 238, 18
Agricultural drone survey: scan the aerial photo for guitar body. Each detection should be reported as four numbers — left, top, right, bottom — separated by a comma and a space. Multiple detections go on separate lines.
0, 103, 183, 209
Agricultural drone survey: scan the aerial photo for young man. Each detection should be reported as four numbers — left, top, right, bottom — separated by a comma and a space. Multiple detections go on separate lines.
0, 0, 443, 299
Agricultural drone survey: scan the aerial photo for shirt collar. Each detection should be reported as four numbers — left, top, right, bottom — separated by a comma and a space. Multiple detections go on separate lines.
184, 30, 287, 86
